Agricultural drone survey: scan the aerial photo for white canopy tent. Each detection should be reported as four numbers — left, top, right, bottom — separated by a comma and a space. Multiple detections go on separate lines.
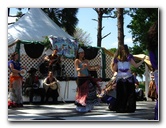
8, 8, 74, 54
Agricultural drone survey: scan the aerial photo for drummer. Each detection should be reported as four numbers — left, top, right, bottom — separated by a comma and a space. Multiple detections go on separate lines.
8, 52, 26, 108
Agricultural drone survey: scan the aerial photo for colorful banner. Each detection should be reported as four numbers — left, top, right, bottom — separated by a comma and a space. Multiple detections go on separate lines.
48, 36, 78, 58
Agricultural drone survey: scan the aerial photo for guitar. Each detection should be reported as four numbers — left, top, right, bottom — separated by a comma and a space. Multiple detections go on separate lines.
49, 58, 59, 66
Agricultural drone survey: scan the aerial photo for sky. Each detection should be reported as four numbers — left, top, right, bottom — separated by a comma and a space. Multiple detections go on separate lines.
8, 8, 133, 49
76, 8, 133, 48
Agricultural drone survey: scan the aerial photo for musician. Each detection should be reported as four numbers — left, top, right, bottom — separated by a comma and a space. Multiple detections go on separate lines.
43, 71, 60, 104
133, 72, 144, 101
8, 52, 26, 108
44, 49, 61, 77
23, 68, 46, 104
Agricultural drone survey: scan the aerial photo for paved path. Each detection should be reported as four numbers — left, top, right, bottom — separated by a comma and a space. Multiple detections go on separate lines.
8, 101, 157, 121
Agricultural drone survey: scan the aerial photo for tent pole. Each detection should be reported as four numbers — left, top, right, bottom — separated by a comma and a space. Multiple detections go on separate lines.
145, 64, 150, 99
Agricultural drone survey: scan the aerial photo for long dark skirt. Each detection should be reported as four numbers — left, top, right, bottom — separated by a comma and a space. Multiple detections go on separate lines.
116, 76, 136, 113
75, 77, 100, 112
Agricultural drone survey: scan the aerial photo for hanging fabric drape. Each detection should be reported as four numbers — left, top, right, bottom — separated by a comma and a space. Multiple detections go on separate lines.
81, 46, 99, 60
101, 48, 106, 79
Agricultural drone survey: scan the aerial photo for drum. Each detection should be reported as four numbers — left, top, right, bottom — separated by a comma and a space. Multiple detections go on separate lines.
20, 69, 27, 77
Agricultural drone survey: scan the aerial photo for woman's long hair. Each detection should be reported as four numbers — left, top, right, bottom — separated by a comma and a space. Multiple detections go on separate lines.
10, 52, 18, 60
114, 45, 130, 62
147, 21, 158, 51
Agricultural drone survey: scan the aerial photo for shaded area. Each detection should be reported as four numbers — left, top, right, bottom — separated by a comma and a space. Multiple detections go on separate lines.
8, 101, 156, 121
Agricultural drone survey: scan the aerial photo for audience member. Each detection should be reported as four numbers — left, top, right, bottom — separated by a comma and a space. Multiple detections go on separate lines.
23, 68, 45, 104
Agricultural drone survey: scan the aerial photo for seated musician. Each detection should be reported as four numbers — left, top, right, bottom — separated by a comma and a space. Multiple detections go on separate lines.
43, 71, 60, 104
44, 49, 61, 77
23, 68, 45, 104
98, 72, 117, 111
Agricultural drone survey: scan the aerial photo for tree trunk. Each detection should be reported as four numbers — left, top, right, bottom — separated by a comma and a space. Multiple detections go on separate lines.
8, 8, 10, 16
97, 8, 103, 47
117, 8, 124, 47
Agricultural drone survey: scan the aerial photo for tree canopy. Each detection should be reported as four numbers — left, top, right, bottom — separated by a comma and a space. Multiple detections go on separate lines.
127, 8, 158, 50
127, 8, 158, 78
41, 8, 79, 36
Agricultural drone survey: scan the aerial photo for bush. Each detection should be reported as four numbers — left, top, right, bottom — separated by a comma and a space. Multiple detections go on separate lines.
139, 82, 145, 92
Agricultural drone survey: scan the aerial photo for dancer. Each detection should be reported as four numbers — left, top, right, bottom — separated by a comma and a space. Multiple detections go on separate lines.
8, 52, 26, 108
74, 48, 101, 112
111, 44, 145, 113
146, 21, 158, 120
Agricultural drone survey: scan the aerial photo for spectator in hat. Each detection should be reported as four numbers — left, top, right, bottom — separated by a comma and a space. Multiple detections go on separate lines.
23, 67, 45, 104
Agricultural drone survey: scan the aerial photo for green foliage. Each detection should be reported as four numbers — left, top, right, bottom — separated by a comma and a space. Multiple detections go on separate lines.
74, 28, 92, 46
109, 48, 117, 54
139, 82, 145, 92
42, 8, 79, 36
79, 43, 85, 47
127, 8, 158, 49
127, 8, 158, 77
42, 36, 52, 50
129, 44, 146, 78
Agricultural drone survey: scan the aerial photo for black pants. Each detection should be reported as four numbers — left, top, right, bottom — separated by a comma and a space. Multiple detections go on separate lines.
136, 89, 144, 101
45, 88, 59, 103
116, 76, 136, 113
29, 88, 46, 103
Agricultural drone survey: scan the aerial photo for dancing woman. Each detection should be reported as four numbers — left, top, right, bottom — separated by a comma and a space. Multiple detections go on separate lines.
8, 52, 25, 108
74, 48, 101, 112
111, 45, 145, 113
146, 21, 158, 120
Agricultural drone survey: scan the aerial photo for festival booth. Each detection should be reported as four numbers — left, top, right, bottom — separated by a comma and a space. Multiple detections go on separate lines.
8, 8, 113, 103
8, 42, 113, 103
8, 40, 113, 102
8, 8, 152, 103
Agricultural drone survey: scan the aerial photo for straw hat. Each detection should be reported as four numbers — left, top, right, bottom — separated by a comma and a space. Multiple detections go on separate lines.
133, 54, 153, 71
